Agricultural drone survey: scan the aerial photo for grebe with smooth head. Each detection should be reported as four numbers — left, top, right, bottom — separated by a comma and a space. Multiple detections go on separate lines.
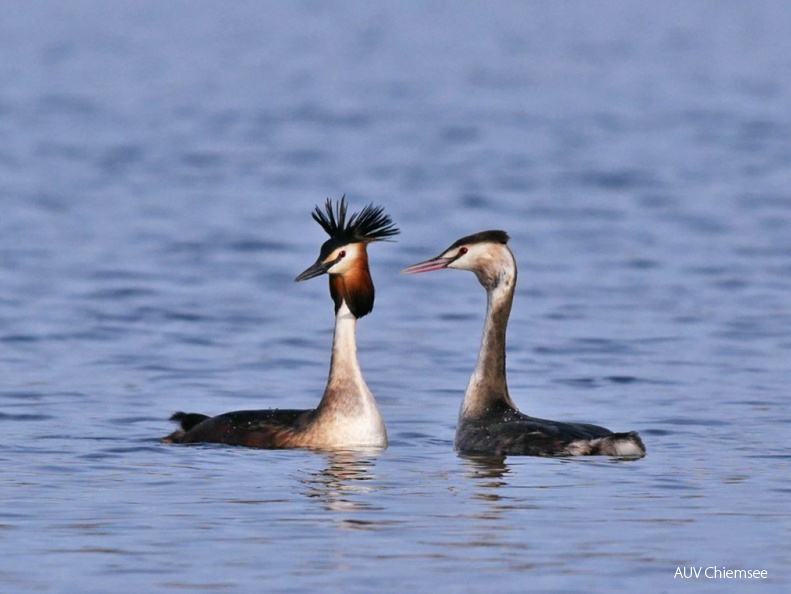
163, 197, 399, 449
403, 230, 646, 458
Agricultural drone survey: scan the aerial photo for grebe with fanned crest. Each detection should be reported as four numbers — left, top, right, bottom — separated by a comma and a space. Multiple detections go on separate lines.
164, 197, 399, 449
403, 230, 645, 458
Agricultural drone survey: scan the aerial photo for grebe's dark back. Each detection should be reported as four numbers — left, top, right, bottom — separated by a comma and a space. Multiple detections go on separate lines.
164, 197, 399, 449
403, 230, 645, 458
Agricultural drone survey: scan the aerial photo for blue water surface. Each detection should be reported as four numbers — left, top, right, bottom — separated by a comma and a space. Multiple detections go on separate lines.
1, 1, 790, 592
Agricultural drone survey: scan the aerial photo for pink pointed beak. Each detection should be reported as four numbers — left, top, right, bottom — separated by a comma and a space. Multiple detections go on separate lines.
401, 256, 454, 274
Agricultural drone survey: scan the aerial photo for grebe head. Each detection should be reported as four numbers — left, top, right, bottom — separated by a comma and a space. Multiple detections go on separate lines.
401, 230, 512, 289
296, 196, 399, 317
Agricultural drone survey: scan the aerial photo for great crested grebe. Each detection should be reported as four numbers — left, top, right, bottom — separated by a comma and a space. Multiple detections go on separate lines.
403, 230, 646, 458
164, 197, 399, 449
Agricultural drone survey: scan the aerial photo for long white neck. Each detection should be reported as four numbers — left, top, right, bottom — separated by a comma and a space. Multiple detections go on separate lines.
460, 248, 518, 419
314, 301, 387, 446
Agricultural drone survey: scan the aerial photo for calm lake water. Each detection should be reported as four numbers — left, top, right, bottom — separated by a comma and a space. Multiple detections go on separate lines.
2, 1, 790, 592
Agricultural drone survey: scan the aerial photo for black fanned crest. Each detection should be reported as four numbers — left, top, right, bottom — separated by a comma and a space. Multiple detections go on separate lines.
312, 195, 399, 246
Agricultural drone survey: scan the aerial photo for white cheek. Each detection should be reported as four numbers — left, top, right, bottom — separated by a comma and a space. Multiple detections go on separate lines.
453, 251, 489, 271
328, 246, 362, 275
329, 259, 351, 275
447, 259, 464, 271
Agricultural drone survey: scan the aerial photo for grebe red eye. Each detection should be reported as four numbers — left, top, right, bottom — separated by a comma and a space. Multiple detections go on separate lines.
339, 250, 346, 257
459, 247, 468, 255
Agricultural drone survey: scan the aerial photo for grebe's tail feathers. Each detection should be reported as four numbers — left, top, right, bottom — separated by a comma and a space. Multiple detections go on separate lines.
163, 411, 210, 443
568, 431, 646, 458
170, 411, 209, 430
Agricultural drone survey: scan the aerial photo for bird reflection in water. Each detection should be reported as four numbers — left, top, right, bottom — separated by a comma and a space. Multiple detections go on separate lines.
461, 454, 510, 502
300, 449, 386, 526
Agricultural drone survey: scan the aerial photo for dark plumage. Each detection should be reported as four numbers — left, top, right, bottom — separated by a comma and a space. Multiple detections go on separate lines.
456, 402, 646, 457
448, 230, 510, 251
166, 410, 313, 448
